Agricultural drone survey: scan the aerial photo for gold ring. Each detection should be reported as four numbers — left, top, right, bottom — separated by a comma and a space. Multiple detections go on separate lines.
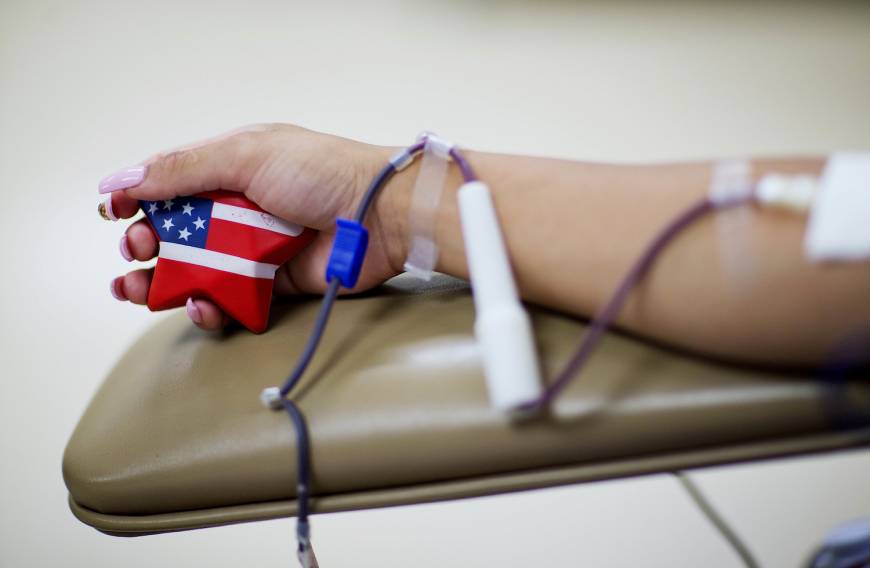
98, 201, 112, 221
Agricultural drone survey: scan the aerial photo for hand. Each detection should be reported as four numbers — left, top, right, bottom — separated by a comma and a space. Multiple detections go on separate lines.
99, 124, 405, 330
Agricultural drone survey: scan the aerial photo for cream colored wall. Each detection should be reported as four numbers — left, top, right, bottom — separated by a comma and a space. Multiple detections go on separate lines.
1, 1, 869, 566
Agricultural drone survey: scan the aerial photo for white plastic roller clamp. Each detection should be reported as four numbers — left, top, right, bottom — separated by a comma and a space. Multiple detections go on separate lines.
457, 181, 543, 413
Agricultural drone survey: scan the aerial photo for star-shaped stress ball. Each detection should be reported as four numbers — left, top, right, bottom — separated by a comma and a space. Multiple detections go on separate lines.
140, 190, 315, 333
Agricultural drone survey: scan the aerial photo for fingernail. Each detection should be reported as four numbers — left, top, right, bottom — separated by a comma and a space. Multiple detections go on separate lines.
98, 196, 119, 221
119, 235, 133, 261
186, 297, 203, 324
110, 277, 127, 301
98, 165, 146, 194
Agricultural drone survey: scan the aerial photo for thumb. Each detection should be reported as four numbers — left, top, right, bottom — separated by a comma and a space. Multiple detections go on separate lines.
97, 132, 261, 201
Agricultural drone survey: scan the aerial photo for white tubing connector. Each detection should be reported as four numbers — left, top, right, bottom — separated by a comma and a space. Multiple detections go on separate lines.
457, 181, 542, 413
756, 174, 819, 212
260, 386, 284, 410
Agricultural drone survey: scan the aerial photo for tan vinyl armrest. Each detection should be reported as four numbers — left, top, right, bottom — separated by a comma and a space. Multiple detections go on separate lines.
63, 275, 870, 535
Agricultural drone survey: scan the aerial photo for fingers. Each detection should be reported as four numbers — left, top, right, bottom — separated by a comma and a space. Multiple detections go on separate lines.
185, 298, 229, 331
110, 268, 229, 331
110, 269, 153, 305
111, 214, 231, 330
273, 237, 333, 295
274, 264, 304, 295
97, 129, 267, 201
122, 219, 158, 261
99, 190, 141, 221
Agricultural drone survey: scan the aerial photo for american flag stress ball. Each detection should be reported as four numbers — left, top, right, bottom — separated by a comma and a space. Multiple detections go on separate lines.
140, 190, 315, 333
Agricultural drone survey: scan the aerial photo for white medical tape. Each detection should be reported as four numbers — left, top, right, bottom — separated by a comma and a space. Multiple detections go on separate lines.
709, 159, 753, 206
403, 133, 454, 280
710, 159, 755, 282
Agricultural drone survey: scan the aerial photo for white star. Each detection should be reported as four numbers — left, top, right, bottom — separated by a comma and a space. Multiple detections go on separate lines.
163, 199, 174, 211
147, 202, 158, 214
178, 227, 191, 241
193, 216, 206, 230
181, 203, 194, 216
161, 217, 174, 232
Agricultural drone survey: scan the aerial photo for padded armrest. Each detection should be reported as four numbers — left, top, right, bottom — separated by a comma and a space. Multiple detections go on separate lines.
63, 275, 870, 535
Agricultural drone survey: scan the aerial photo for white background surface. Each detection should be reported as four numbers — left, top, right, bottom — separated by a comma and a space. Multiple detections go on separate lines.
1, 1, 869, 566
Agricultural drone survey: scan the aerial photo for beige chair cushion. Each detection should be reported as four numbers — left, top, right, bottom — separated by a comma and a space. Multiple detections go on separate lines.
63, 275, 870, 535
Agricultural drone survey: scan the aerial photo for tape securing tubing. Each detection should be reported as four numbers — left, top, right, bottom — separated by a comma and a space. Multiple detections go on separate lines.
403, 133, 454, 280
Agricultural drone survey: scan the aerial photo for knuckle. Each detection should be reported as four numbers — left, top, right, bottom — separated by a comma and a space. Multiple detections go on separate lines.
223, 131, 268, 187
158, 149, 200, 177
231, 129, 262, 151
250, 122, 283, 133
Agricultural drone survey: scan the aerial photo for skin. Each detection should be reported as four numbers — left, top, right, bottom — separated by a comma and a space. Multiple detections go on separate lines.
104, 123, 870, 367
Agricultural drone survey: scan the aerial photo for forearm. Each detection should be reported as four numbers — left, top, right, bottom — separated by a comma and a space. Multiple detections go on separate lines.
377, 148, 870, 366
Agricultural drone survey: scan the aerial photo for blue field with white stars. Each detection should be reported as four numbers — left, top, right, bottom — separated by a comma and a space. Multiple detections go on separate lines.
140, 197, 214, 249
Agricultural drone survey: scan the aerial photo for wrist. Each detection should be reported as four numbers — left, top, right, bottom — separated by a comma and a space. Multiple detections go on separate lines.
369, 145, 414, 275
365, 142, 474, 279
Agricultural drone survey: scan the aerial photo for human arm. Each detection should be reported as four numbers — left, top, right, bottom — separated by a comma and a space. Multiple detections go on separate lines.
377, 150, 869, 366
101, 124, 870, 366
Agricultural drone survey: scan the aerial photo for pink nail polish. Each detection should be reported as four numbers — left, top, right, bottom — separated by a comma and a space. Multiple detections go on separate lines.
186, 297, 203, 324
99, 165, 146, 194
110, 277, 128, 301
119, 235, 133, 261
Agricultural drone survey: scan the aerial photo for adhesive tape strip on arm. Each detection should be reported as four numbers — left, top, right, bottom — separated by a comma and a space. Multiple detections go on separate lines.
457, 181, 542, 412
403, 134, 453, 280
